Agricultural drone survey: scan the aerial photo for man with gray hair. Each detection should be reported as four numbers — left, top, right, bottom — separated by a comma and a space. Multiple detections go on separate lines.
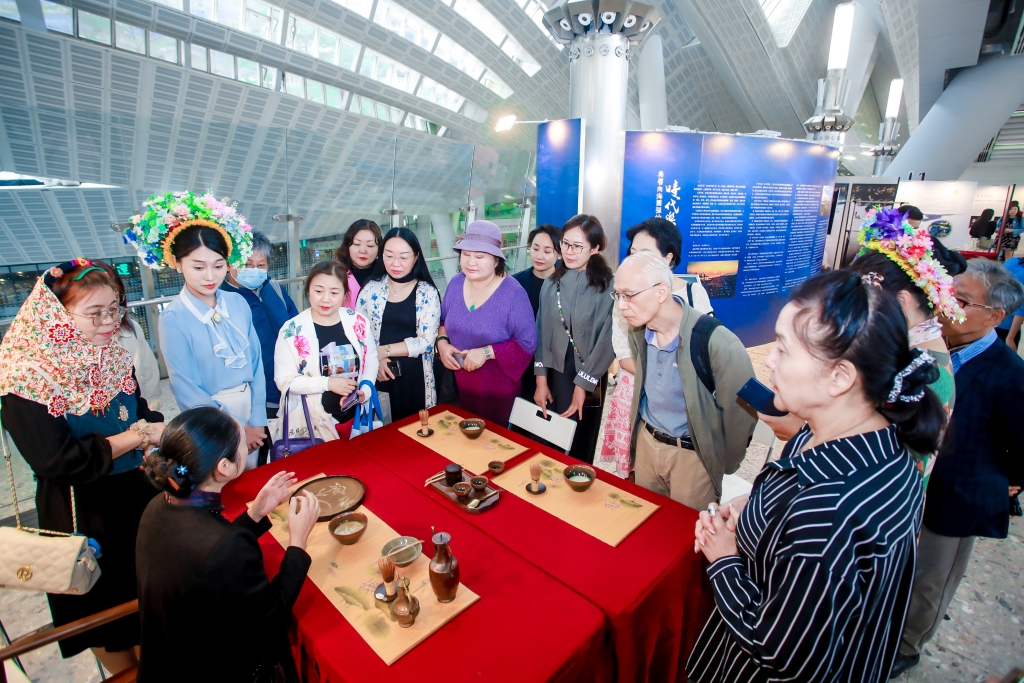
892, 258, 1024, 677
614, 253, 756, 509
221, 230, 298, 466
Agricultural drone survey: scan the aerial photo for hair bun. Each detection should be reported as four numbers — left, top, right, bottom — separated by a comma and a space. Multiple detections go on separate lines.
143, 451, 195, 496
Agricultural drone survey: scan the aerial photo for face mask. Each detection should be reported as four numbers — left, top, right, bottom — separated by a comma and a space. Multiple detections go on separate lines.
235, 267, 268, 290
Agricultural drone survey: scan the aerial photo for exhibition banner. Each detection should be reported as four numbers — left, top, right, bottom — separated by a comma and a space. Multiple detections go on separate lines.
620, 132, 839, 346
536, 119, 584, 229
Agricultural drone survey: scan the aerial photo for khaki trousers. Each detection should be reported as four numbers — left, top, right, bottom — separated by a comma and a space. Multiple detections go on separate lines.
634, 423, 718, 510
899, 525, 976, 656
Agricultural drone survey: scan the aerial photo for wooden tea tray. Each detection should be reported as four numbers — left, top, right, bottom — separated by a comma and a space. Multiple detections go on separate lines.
429, 471, 501, 514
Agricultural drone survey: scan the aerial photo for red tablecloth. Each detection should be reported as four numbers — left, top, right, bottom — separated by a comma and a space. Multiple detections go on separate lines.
346, 406, 714, 683
222, 446, 613, 683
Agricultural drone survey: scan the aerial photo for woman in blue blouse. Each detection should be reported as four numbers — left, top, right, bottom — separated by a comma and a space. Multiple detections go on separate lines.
159, 226, 266, 462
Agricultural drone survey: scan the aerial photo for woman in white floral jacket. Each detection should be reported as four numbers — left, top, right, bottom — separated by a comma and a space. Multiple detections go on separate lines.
273, 261, 378, 441
357, 228, 441, 420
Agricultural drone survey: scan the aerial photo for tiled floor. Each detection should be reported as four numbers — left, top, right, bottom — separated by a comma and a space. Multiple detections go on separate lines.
2, 355, 1021, 681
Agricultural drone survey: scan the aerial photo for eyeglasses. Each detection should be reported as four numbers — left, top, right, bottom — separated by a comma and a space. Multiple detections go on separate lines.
954, 296, 996, 311
609, 285, 658, 303
383, 252, 414, 264
71, 305, 127, 327
560, 240, 589, 255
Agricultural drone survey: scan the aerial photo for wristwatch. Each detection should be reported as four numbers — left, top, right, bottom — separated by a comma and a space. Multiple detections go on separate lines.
385, 344, 392, 357
483, 346, 492, 360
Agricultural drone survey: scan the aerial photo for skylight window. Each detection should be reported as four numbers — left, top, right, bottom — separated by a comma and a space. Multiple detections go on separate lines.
360, 49, 421, 94
116, 22, 146, 53
191, 0, 281, 43
151, 0, 183, 9
77, 10, 111, 45
349, 95, 405, 124
374, 0, 438, 51
41, 1, 72, 35
324, 0, 373, 19
0, 0, 20, 21
758, 0, 814, 47
500, 35, 541, 76
480, 70, 513, 99
286, 16, 360, 70
418, 77, 465, 112
434, 35, 486, 80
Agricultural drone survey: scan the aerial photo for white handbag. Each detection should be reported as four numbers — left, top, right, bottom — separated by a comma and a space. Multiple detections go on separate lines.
0, 428, 101, 595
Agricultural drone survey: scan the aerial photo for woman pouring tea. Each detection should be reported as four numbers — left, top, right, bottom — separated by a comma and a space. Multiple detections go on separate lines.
124, 192, 268, 466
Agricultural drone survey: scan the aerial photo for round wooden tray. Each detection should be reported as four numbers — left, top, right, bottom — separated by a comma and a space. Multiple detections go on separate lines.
292, 475, 366, 522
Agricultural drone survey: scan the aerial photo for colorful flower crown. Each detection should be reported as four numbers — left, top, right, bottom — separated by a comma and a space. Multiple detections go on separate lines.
122, 191, 253, 269
858, 206, 965, 323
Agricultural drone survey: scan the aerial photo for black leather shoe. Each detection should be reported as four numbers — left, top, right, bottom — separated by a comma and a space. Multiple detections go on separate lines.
889, 653, 920, 678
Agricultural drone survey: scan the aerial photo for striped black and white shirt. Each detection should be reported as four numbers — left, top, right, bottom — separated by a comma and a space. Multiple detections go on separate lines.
687, 425, 923, 683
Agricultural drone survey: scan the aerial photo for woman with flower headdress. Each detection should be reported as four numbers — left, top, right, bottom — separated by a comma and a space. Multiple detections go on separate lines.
0, 259, 166, 674
847, 206, 966, 488
124, 192, 267, 465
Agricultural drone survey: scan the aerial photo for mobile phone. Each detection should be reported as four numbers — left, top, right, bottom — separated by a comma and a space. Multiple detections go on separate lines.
387, 359, 402, 378
340, 388, 360, 412
453, 353, 465, 368
737, 378, 789, 417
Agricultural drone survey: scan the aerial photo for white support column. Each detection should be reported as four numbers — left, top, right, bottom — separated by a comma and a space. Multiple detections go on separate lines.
569, 32, 629, 263
883, 54, 1024, 180
430, 213, 459, 283
638, 35, 668, 131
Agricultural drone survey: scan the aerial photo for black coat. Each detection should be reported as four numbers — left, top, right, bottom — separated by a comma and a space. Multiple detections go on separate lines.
135, 496, 311, 683
0, 384, 162, 656
925, 339, 1024, 538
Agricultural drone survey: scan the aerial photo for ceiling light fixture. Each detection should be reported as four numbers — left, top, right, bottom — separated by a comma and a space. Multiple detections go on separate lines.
827, 3, 855, 71
884, 78, 904, 119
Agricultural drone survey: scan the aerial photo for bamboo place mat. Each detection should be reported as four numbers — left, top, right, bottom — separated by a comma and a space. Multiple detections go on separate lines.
491, 454, 660, 547
398, 409, 527, 474
260, 477, 480, 665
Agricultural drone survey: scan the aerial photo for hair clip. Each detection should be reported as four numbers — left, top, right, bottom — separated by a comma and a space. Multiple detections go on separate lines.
176, 464, 188, 476
887, 351, 935, 403
861, 272, 885, 289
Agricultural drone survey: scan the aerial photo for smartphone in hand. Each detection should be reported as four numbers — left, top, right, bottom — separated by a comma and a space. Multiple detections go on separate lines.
453, 353, 466, 369
737, 378, 789, 417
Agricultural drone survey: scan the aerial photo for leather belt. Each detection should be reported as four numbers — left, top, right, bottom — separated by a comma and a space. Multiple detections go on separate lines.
643, 421, 693, 450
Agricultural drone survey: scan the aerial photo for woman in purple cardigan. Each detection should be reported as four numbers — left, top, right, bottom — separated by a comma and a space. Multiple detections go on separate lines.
436, 221, 537, 424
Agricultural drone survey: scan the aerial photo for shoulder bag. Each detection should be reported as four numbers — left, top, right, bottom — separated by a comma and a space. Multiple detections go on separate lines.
0, 427, 101, 595
350, 381, 385, 439
270, 392, 324, 461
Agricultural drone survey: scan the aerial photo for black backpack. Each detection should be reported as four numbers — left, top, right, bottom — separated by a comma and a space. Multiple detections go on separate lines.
689, 314, 722, 395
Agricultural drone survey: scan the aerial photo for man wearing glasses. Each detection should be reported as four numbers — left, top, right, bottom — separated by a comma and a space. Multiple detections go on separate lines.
893, 258, 1024, 677
613, 253, 755, 510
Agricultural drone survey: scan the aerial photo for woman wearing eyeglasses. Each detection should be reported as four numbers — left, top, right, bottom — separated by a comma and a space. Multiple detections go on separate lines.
357, 228, 441, 422
534, 214, 615, 463
0, 259, 165, 675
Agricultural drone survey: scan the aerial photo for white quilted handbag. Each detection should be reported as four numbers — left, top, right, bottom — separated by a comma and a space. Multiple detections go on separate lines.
0, 428, 101, 595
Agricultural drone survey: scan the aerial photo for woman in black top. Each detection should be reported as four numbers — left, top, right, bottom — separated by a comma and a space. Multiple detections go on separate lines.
357, 228, 441, 421
688, 270, 946, 683
0, 260, 165, 674
136, 407, 318, 683
513, 225, 561, 402
534, 215, 615, 463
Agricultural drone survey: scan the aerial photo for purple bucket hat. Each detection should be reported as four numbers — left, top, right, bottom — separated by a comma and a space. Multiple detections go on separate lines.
453, 220, 505, 260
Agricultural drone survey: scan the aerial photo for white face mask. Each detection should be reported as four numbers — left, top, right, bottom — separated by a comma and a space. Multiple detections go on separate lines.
235, 267, 268, 290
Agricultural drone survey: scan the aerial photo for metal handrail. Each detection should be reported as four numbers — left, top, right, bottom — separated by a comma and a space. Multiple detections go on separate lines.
0, 245, 529, 327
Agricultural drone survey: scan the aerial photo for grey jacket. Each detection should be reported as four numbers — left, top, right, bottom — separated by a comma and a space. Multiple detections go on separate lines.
628, 302, 757, 495
534, 269, 615, 392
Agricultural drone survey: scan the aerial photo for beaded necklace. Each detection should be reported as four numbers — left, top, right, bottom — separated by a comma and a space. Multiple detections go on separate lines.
555, 282, 584, 364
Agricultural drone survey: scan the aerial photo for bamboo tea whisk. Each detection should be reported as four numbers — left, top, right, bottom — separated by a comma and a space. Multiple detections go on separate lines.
529, 463, 541, 487
377, 556, 396, 597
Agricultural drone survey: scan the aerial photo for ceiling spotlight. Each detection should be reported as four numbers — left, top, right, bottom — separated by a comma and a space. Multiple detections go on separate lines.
623, 14, 636, 27
640, 20, 651, 31
578, 13, 592, 25
601, 11, 616, 23
559, 18, 571, 31
495, 114, 517, 132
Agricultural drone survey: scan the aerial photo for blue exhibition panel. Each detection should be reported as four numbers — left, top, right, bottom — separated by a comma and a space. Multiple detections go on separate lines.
620, 131, 840, 346
535, 118, 584, 228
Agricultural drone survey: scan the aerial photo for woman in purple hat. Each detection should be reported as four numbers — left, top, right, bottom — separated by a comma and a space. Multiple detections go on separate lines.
436, 220, 537, 424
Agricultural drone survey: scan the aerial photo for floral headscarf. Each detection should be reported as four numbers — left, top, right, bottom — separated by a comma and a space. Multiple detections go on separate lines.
0, 275, 135, 417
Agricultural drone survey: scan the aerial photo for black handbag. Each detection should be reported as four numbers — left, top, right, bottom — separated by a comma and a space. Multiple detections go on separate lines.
433, 355, 460, 406
270, 393, 323, 462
